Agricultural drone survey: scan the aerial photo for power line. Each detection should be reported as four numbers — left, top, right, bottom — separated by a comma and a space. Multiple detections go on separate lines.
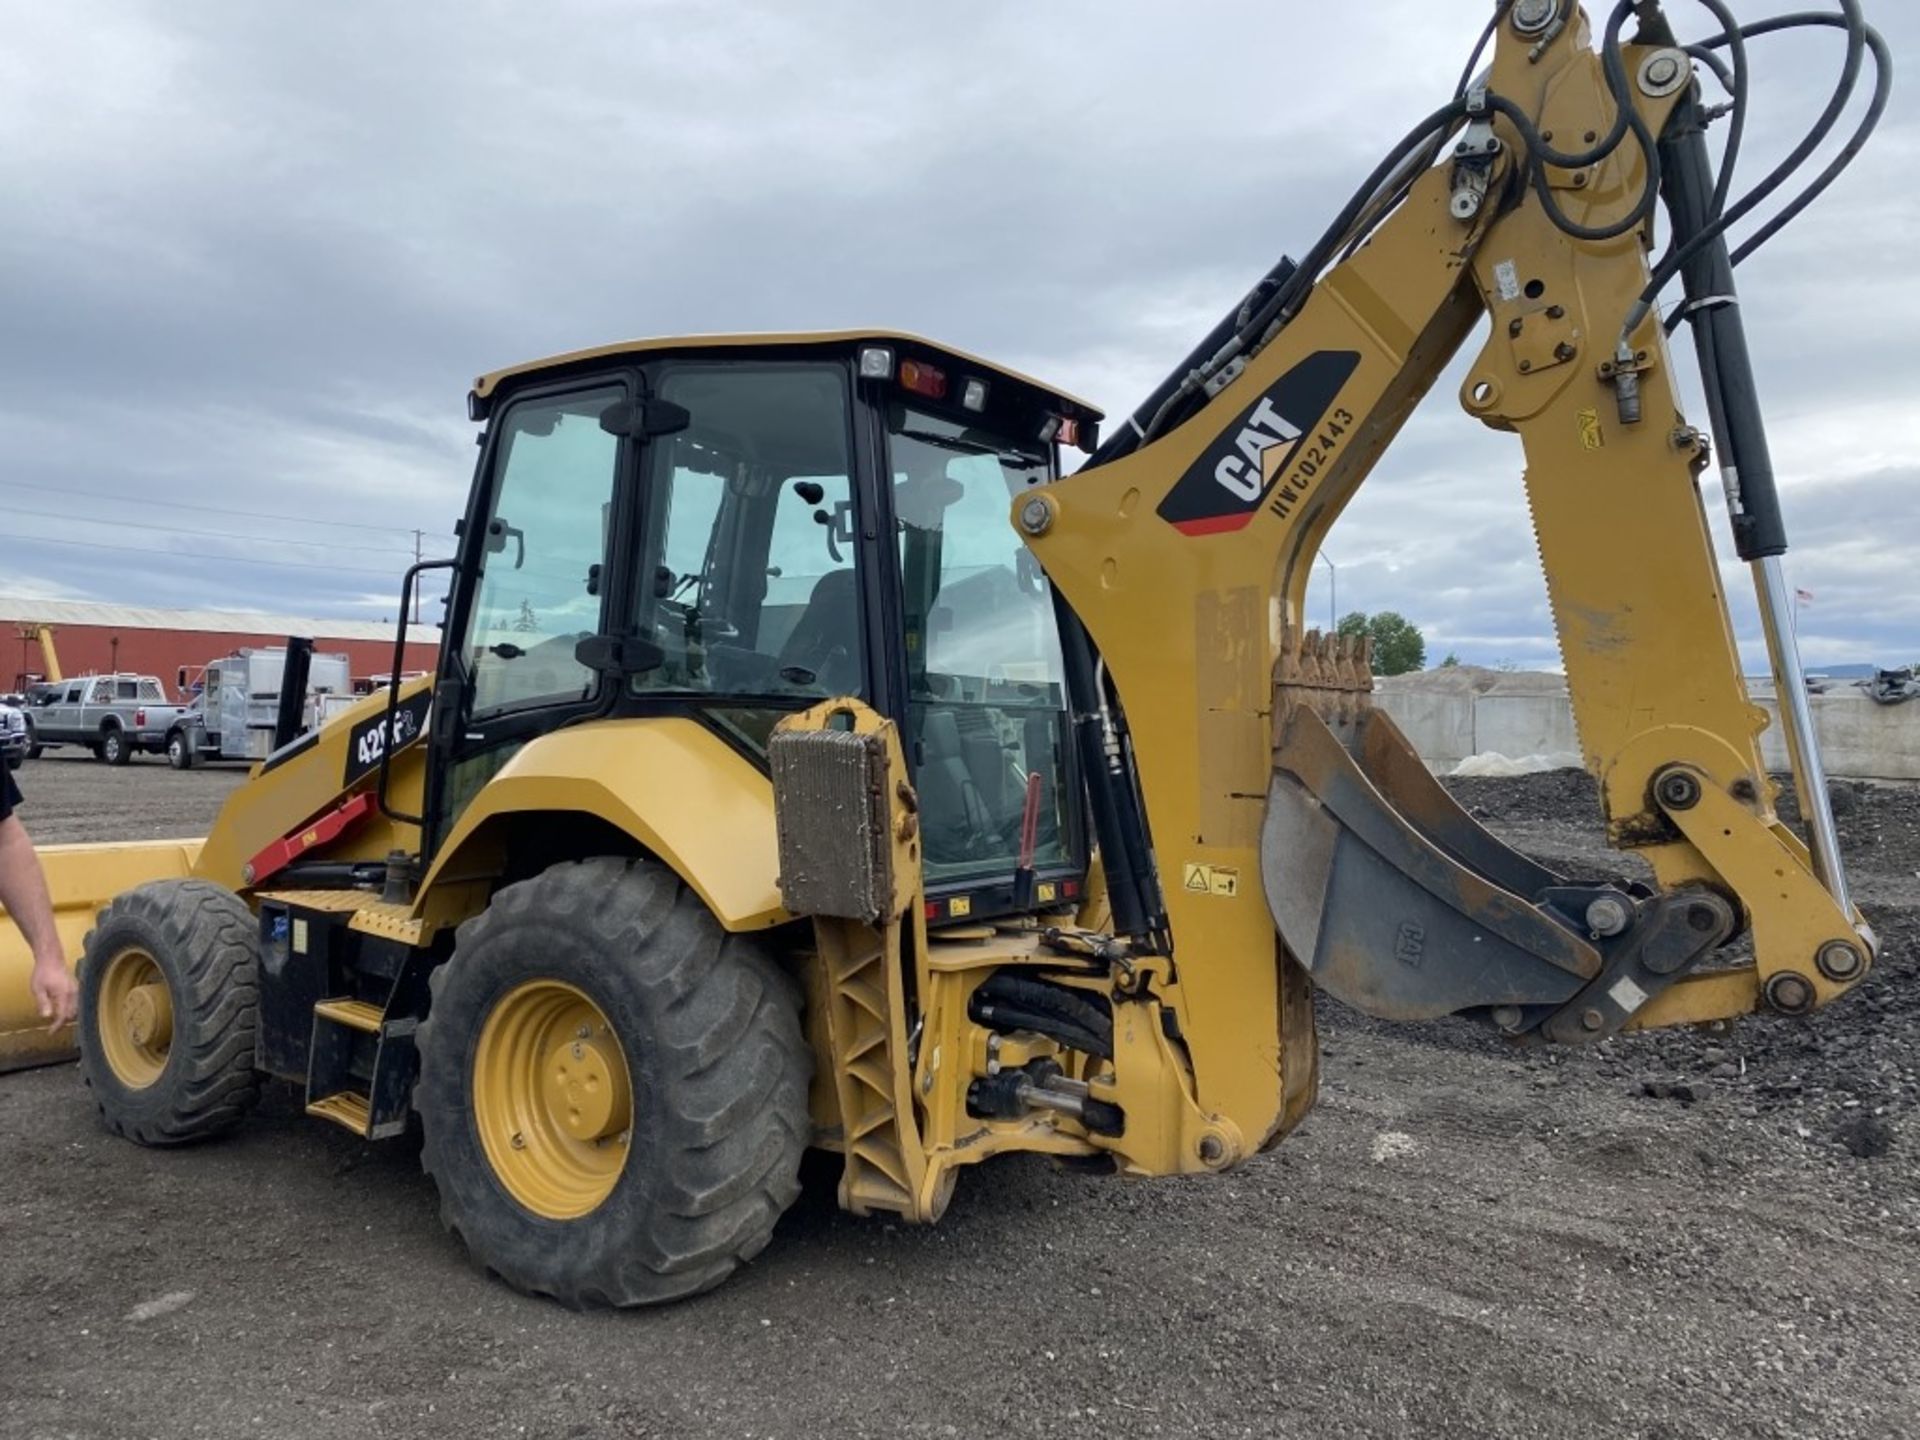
8, 531, 412, 577
0, 476, 435, 538
4, 502, 416, 555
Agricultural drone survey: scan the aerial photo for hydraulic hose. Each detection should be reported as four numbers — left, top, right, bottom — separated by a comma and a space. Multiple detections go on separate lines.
1630, 0, 1873, 338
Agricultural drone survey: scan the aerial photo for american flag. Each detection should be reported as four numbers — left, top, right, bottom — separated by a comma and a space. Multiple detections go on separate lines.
1796, 587, 1814, 603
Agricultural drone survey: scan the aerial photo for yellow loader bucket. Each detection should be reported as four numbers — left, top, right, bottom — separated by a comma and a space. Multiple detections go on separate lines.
0, 839, 203, 1073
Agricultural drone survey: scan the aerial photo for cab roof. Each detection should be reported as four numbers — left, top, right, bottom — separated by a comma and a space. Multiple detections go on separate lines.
470, 329, 1103, 420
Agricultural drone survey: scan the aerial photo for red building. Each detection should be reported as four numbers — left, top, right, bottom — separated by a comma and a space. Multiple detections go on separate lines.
2, 596, 439, 699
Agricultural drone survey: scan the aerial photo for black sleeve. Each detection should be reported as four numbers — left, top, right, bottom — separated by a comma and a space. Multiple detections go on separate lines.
0, 766, 18, 823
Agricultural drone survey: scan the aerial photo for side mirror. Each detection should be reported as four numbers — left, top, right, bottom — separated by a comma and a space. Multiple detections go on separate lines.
575, 633, 665, 678
599, 398, 691, 440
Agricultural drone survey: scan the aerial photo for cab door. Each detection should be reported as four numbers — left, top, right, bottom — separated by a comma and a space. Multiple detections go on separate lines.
82, 677, 114, 731
428, 373, 638, 842
42, 682, 81, 738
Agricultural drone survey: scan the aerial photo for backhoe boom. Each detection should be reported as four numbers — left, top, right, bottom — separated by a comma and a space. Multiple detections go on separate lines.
1022, 0, 1876, 1145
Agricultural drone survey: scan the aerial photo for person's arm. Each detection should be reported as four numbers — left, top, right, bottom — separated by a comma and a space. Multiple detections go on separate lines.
0, 814, 76, 1030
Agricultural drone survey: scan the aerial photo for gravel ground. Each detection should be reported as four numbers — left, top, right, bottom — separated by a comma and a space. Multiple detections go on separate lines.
9, 749, 248, 844
2, 757, 1915, 1439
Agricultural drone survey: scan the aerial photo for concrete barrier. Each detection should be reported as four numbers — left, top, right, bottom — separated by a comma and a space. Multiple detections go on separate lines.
1374, 688, 1477, 770
1376, 678, 1920, 781
1472, 693, 1582, 761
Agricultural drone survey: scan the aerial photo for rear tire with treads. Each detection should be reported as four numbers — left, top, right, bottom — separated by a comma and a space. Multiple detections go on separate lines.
414, 858, 810, 1307
78, 880, 261, 1145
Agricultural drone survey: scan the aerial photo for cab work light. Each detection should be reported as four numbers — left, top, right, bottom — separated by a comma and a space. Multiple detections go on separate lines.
961, 377, 989, 412
858, 346, 895, 379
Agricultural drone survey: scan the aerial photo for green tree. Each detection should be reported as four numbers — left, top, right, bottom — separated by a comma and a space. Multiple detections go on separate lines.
1439, 652, 1460, 668
1334, 610, 1427, 676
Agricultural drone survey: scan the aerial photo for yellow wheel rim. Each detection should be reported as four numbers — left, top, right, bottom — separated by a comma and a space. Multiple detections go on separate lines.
97, 946, 174, 1090
473, 980, 633, 1220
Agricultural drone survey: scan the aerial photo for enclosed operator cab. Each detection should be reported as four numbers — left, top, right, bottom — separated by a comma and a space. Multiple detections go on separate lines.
446, 332, 1106, 924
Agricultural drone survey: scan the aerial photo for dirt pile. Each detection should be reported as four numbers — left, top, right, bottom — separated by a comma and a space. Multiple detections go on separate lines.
1339, 769, 1920, 1159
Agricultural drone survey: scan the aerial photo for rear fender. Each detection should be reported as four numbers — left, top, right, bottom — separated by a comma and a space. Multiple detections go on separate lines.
418, 717, 788, 933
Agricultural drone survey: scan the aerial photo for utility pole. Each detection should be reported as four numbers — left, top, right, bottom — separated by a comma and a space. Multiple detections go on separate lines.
1316, 553, 1339, 631
411, 529, 424, 625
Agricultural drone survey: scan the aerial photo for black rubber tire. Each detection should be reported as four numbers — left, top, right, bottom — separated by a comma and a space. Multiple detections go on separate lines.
78, 880, 261, 1145
415, 858, 810, 1308
100, 726, 130, 766
166, 730, 195, 770
24, 719, 41, 760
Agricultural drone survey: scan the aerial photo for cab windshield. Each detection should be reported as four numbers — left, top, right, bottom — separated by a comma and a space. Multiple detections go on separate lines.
888, 402, 1074, 884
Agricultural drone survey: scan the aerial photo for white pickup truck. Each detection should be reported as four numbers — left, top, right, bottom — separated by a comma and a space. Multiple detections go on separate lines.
1, 701, 27, 770
21, 674, 192, 765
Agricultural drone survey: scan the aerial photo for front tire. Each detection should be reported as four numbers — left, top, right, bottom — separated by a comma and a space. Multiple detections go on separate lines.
100, 727, 130, 766
166, 730, 195, 770
78, 880, 261, 1145
415, 858, 810, 1307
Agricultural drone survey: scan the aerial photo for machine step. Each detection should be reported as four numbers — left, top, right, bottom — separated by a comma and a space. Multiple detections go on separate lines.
313, 997, 384, 1033
307, 1089, 372, 1136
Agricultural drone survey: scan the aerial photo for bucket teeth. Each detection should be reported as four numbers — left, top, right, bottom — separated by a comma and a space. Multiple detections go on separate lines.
1277, 626, 1304, 688
1299, 629, 1325, 689
1273, 622, 1374, 733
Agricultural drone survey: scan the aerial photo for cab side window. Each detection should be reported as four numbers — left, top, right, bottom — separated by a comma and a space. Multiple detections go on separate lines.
632, 363, 857, 698
462, 386, 625, 720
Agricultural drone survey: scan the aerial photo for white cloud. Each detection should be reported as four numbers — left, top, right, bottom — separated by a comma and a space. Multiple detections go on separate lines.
0, 0, 1913, 672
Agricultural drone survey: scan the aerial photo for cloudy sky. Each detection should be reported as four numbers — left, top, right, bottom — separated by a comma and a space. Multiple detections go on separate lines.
3, 1, 1913, 671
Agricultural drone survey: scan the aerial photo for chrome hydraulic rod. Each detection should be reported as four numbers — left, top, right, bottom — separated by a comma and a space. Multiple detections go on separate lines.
1754, 555, 1850, 912
1658, 85, 1852, 913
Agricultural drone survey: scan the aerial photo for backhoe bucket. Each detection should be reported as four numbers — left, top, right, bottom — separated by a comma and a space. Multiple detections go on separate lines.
1260, 662, 1732, 1043
0, 840, 203, 1072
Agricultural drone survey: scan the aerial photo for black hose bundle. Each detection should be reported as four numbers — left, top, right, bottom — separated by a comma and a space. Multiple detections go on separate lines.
970, 973, 1114, 1061
1106, 0, 1890, 454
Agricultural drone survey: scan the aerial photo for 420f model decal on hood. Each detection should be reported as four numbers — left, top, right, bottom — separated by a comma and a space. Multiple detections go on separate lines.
1156, 350, 1360, 536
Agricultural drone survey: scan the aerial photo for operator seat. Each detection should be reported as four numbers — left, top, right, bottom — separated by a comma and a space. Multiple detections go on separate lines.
913, 706, 995, 864
775, 567, 861, 692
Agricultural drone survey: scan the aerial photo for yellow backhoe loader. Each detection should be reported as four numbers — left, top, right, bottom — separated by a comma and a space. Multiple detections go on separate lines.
1, 0, 1894, 1305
